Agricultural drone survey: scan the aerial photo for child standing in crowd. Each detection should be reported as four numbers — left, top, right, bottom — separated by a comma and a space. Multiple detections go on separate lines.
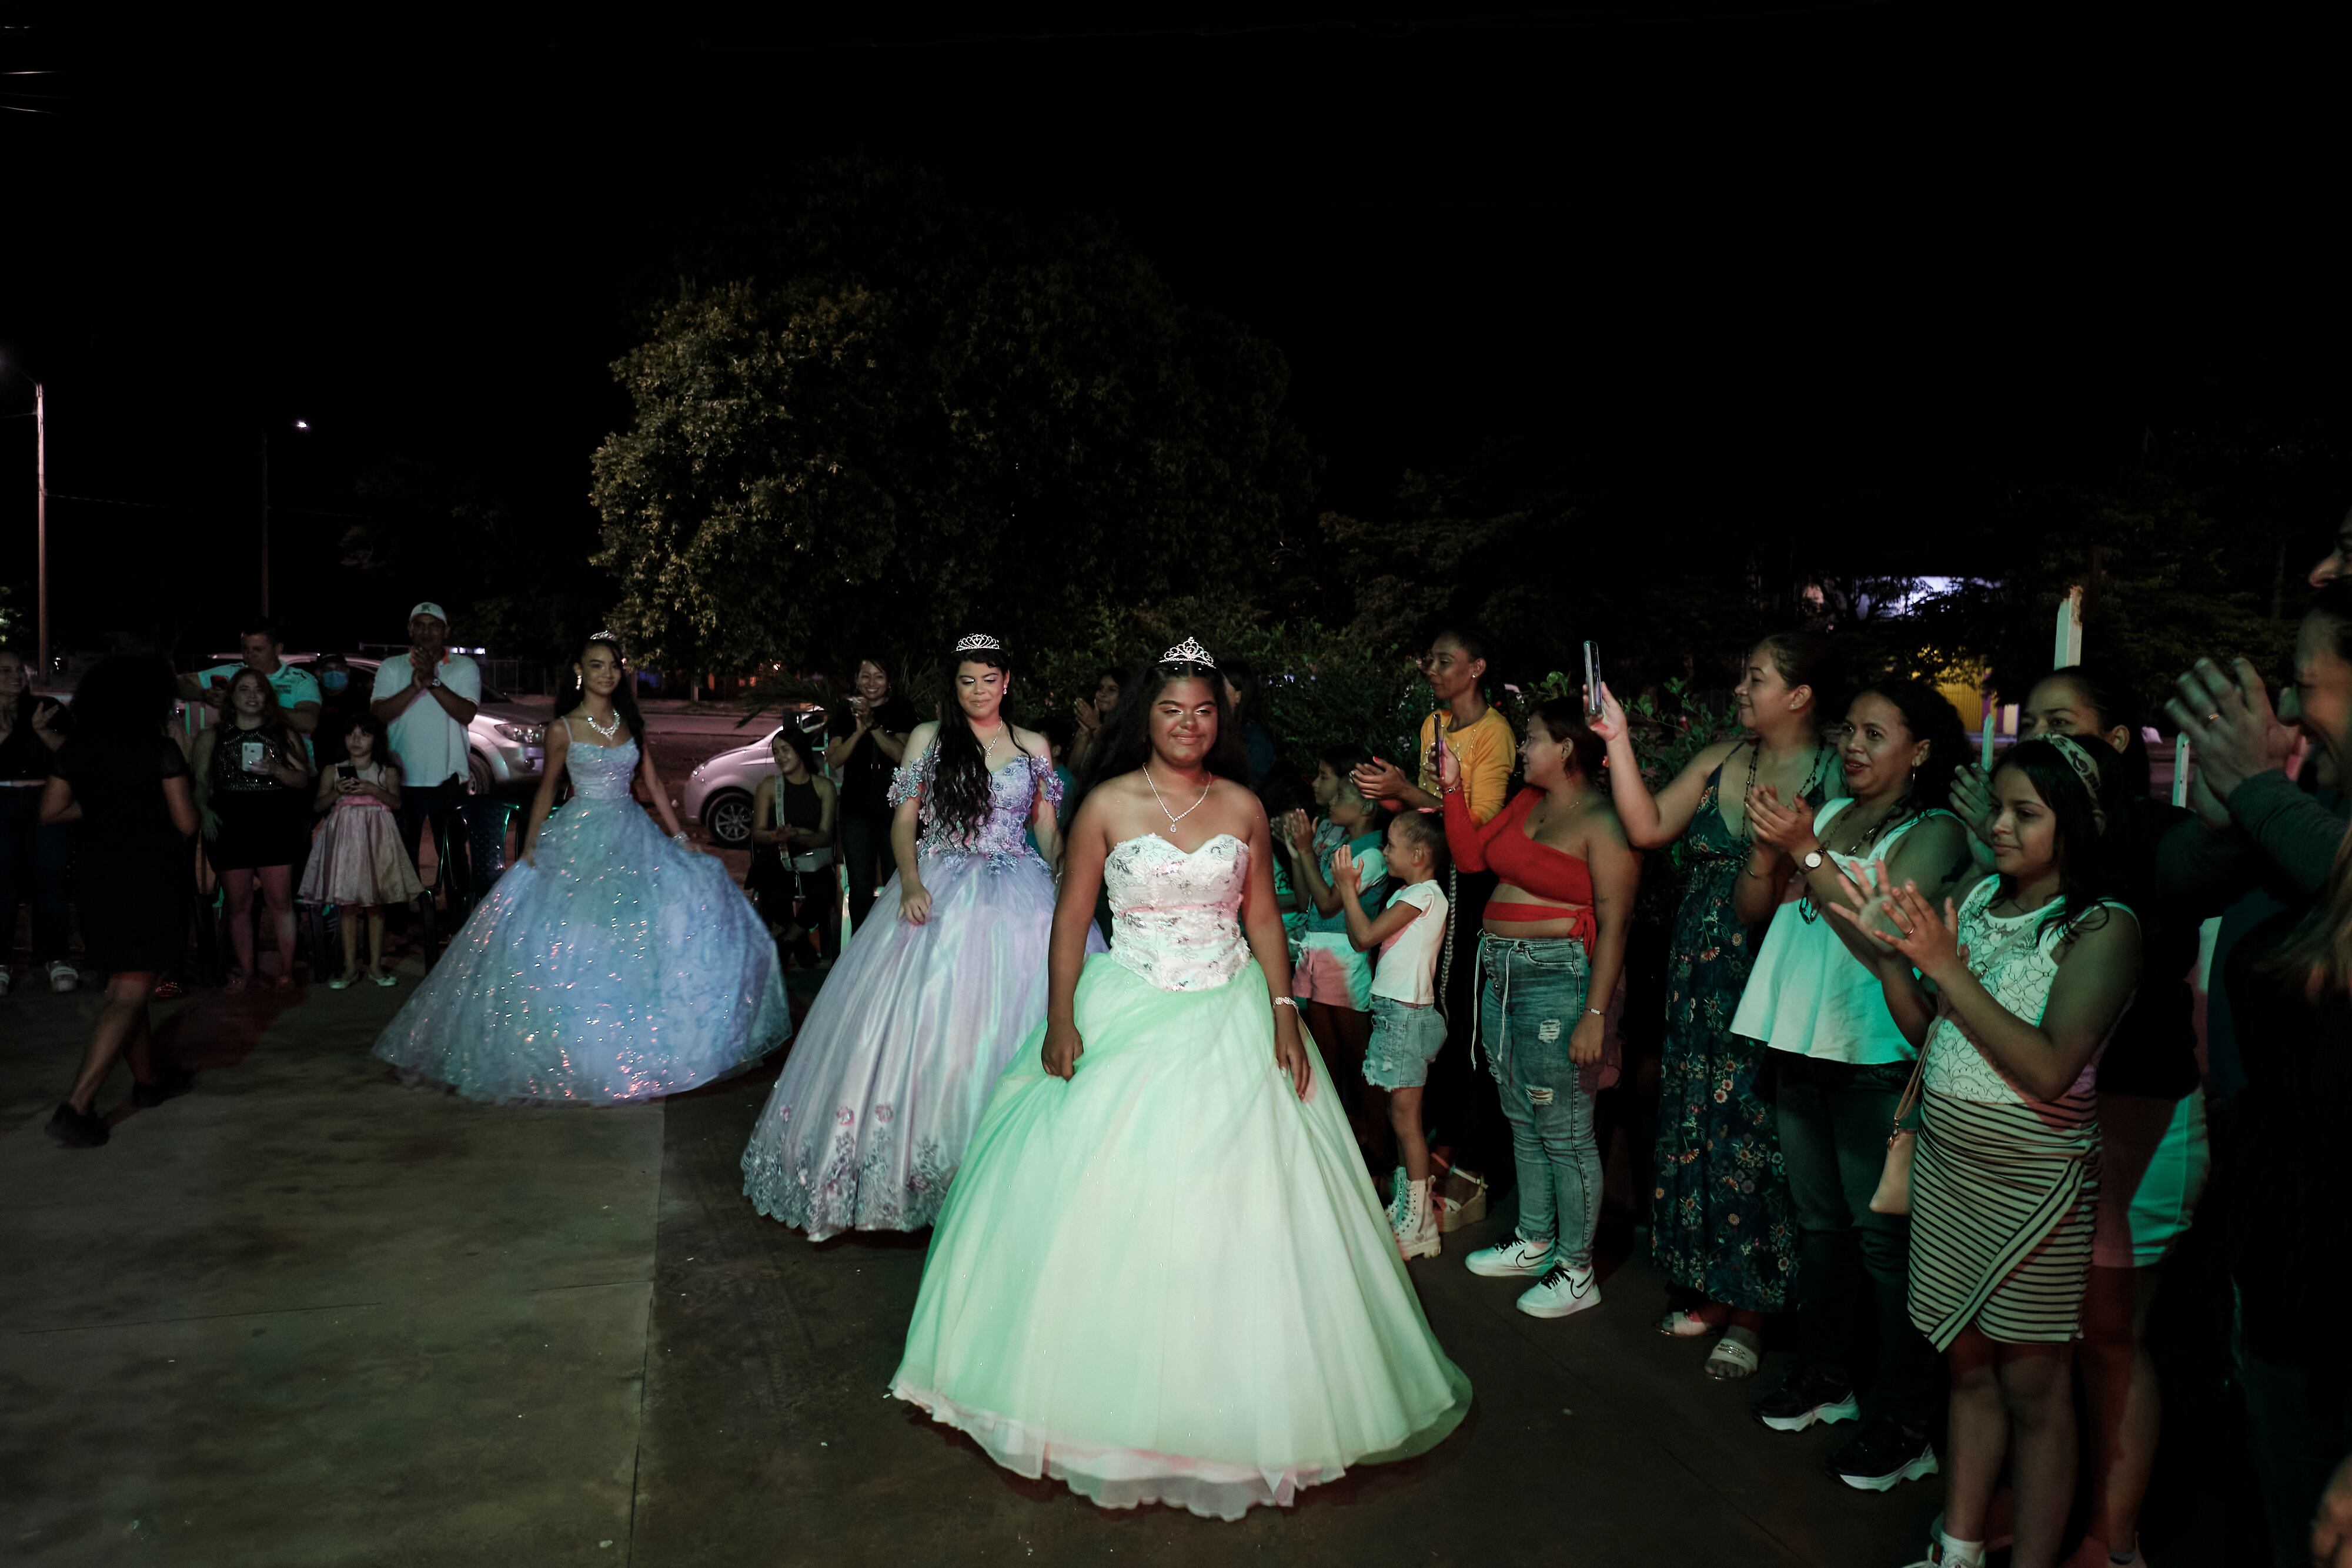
1282, 764, 1389, 1106
1835, 736, 2142, 1568
300, 712, 423, 989
1333, 809, 1452, 1259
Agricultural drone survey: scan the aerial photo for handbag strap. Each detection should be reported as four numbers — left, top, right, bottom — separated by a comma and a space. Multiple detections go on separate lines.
1888, 1044, 1929, 1140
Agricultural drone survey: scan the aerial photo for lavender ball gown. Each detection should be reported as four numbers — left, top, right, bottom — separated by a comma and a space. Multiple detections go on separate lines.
740, 743, 1098, 1239
372, 735, 791, 1104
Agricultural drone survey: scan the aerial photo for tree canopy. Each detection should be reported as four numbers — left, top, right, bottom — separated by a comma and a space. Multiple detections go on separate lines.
589, 165, 1313, 677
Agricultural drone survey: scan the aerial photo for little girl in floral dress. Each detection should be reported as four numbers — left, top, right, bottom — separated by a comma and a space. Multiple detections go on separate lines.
300, 714, 425, 988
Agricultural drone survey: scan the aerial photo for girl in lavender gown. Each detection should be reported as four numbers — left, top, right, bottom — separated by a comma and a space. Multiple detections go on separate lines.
741, 634, 1094, 1239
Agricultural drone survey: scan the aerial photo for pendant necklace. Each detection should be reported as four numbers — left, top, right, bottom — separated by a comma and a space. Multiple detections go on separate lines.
584, 706, 620, 740
1144, 762, 1211, 826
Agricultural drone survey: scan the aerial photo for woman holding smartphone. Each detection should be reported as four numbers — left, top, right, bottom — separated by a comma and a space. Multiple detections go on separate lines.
192, 667, 314, 994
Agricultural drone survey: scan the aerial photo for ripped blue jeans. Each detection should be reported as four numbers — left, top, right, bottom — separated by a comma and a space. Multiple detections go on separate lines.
1476, 933, 1601, 1271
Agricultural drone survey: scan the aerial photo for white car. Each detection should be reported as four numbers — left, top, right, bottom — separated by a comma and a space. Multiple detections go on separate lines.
684, 706, 829, 848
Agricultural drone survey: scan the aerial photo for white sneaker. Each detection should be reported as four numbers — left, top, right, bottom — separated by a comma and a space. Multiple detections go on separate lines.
48, 960, 78, 994
1464, 1232, 1554, 1278
1393, 1176, 1441, 1261
1516, 1260, 1602, 1319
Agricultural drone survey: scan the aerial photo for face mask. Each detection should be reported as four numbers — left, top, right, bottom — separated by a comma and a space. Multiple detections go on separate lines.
320, 671, 349, 693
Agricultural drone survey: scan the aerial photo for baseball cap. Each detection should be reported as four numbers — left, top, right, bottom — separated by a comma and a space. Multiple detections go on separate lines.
408, 601, 450, 625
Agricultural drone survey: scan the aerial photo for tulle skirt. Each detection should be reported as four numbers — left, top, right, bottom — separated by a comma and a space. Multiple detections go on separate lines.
298, 800, 425, 908
891, 954, 1473, 1520
372, 795, 790, 1104
741, 851, 1086, 1239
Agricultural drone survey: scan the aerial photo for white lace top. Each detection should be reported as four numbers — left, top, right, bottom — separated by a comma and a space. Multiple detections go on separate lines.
1104, 833, 1252, 994
1922, 879, 2137, 1105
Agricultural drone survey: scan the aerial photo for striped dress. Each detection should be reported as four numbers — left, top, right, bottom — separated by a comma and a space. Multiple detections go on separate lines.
1908, 882, 2135, 1349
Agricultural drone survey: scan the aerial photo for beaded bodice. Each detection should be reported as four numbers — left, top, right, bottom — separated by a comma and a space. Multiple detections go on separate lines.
1105, 833, 1251, 993
888, 745, 1062, 862
566, 737, 640, 800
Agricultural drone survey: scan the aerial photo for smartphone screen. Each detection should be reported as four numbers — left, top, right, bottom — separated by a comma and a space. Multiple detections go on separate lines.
337, 761, 358, 779
1583, 641, 1604, 718
241, 740, 267, 773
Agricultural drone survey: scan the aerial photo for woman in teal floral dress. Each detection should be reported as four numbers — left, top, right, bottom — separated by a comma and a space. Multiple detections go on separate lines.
1593, 635, 1839, 1378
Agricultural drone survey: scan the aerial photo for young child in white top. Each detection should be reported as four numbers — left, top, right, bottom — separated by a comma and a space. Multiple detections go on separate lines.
1334, 808, 1452, 1261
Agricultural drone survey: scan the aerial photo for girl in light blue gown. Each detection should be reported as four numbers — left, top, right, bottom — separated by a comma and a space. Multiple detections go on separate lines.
373, 633, 790, 1104
741, 634, 1094, 1239
891, 639, 1471, 1520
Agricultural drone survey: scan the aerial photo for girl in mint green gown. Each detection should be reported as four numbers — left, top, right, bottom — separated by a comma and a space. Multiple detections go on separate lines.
890, 644, 1471, 1520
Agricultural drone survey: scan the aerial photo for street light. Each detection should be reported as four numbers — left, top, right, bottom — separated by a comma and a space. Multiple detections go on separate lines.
0, 357, 48, 676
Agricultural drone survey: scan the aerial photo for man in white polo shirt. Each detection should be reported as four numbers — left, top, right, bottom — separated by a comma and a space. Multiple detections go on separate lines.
370, 601, 481, 902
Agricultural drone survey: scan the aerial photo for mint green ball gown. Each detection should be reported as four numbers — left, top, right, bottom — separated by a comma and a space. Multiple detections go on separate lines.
891, 831, 1472, 1520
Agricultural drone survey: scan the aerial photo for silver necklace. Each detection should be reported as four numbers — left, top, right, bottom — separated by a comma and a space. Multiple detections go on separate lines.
583, 707, 620, 740
1143, 763, 1211, 825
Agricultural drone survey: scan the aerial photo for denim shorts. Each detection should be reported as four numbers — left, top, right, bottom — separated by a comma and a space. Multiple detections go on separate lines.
1363, 997, 1449, 1089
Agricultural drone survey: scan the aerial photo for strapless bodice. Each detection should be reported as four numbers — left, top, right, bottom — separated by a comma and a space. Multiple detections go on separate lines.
567, 738, 640, 800
1104, 833, 1251, 992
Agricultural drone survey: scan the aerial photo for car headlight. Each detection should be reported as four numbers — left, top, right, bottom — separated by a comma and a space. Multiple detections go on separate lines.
495, 722, 545, 744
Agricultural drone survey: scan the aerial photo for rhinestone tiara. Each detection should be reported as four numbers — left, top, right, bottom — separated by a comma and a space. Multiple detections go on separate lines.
1158, 635, 1216, 670
589, 628, 624, 646
954, 633, 1004, 654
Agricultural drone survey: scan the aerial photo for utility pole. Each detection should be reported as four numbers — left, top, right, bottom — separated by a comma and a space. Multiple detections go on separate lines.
260, 430, 270, 617
35, 382, 48, 675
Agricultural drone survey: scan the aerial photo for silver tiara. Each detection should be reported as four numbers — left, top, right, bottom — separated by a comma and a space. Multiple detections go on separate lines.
1159, 635, 1216, 670
589, 628, 623, 644
954, 633, 1003, 654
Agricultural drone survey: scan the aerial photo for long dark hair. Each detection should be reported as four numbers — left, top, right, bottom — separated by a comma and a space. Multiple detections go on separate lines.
222, 666, 295, 748
338, 708, 395, 771
2037, 665, 2151, 800
72, 654, 178, 740
929, 640, 1030, 839
1069, 648, 1249, 821
554, 632, 647, 740
1994, 737, 2123, 947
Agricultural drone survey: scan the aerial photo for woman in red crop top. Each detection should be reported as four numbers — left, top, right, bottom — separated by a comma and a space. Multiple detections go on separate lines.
1436, 698, 1639, 1322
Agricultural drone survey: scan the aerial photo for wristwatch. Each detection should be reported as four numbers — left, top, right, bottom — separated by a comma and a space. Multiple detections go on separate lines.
1802, 850, 1825, 871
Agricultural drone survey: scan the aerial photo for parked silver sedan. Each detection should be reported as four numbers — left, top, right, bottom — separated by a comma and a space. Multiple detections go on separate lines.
683, 705, 829, 847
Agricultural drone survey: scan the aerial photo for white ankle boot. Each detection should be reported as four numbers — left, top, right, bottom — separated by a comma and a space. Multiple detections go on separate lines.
1392, 1175, 1441, 1261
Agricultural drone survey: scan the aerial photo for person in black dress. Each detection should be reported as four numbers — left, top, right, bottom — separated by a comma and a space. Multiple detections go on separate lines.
825, 656, 914, 931
41, 656, 200, 1148
748, 726, 838, 967
191, 667, 315, 992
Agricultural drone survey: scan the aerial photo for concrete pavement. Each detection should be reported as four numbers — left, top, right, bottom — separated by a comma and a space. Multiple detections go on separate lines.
4, 973, 1965, 1567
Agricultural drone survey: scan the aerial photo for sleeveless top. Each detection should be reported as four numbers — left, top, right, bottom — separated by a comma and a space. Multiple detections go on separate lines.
328, 760, 394, 814
208, 723, 303, 794
1924, 879, 2136, 1107
1105, 833, 1252, 994
1733, 799, 1957, 1066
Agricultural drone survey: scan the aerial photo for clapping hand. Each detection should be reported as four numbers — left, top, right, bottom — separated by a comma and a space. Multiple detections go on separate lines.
1279, 807, 1314, 856
1071, 696, 1101, 734
1431, 726, 1462, 794
1351, 755, 1413, 807
1827, 861, 1966, 980
1332, 845, 1362, 897
2164, 656, 2295, 805
1744, 785, 1818, 857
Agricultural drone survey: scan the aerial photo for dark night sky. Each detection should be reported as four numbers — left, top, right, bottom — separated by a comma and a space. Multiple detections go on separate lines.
2, 6, 2345, 656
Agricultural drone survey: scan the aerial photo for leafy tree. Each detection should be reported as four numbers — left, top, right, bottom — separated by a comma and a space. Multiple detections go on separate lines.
589, 165, 1314, 678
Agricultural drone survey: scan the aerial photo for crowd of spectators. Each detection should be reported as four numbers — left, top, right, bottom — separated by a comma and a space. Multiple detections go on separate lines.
9, 519, 2352, 1567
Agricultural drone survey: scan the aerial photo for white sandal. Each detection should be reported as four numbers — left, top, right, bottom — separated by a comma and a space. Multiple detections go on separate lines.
1703, 1329, 1761, 1379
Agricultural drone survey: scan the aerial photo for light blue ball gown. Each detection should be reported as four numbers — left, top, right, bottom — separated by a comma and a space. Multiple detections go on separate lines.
373, 733, 790, 1104
741, 743, 1098, 1239
891, 832, 1473, 1520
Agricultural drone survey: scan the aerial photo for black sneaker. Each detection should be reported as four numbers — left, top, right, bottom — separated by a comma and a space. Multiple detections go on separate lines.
1830, 1414, 1939, 1492
46, 1102, 109, 1148
1753, 1362, 1860, 1433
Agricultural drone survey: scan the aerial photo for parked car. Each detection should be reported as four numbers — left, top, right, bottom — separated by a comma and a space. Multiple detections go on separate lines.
683, 704, 830, 848
187, 654, 550, 795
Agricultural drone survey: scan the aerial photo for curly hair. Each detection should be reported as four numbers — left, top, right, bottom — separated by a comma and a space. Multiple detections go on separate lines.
928, 641, 1031, 840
